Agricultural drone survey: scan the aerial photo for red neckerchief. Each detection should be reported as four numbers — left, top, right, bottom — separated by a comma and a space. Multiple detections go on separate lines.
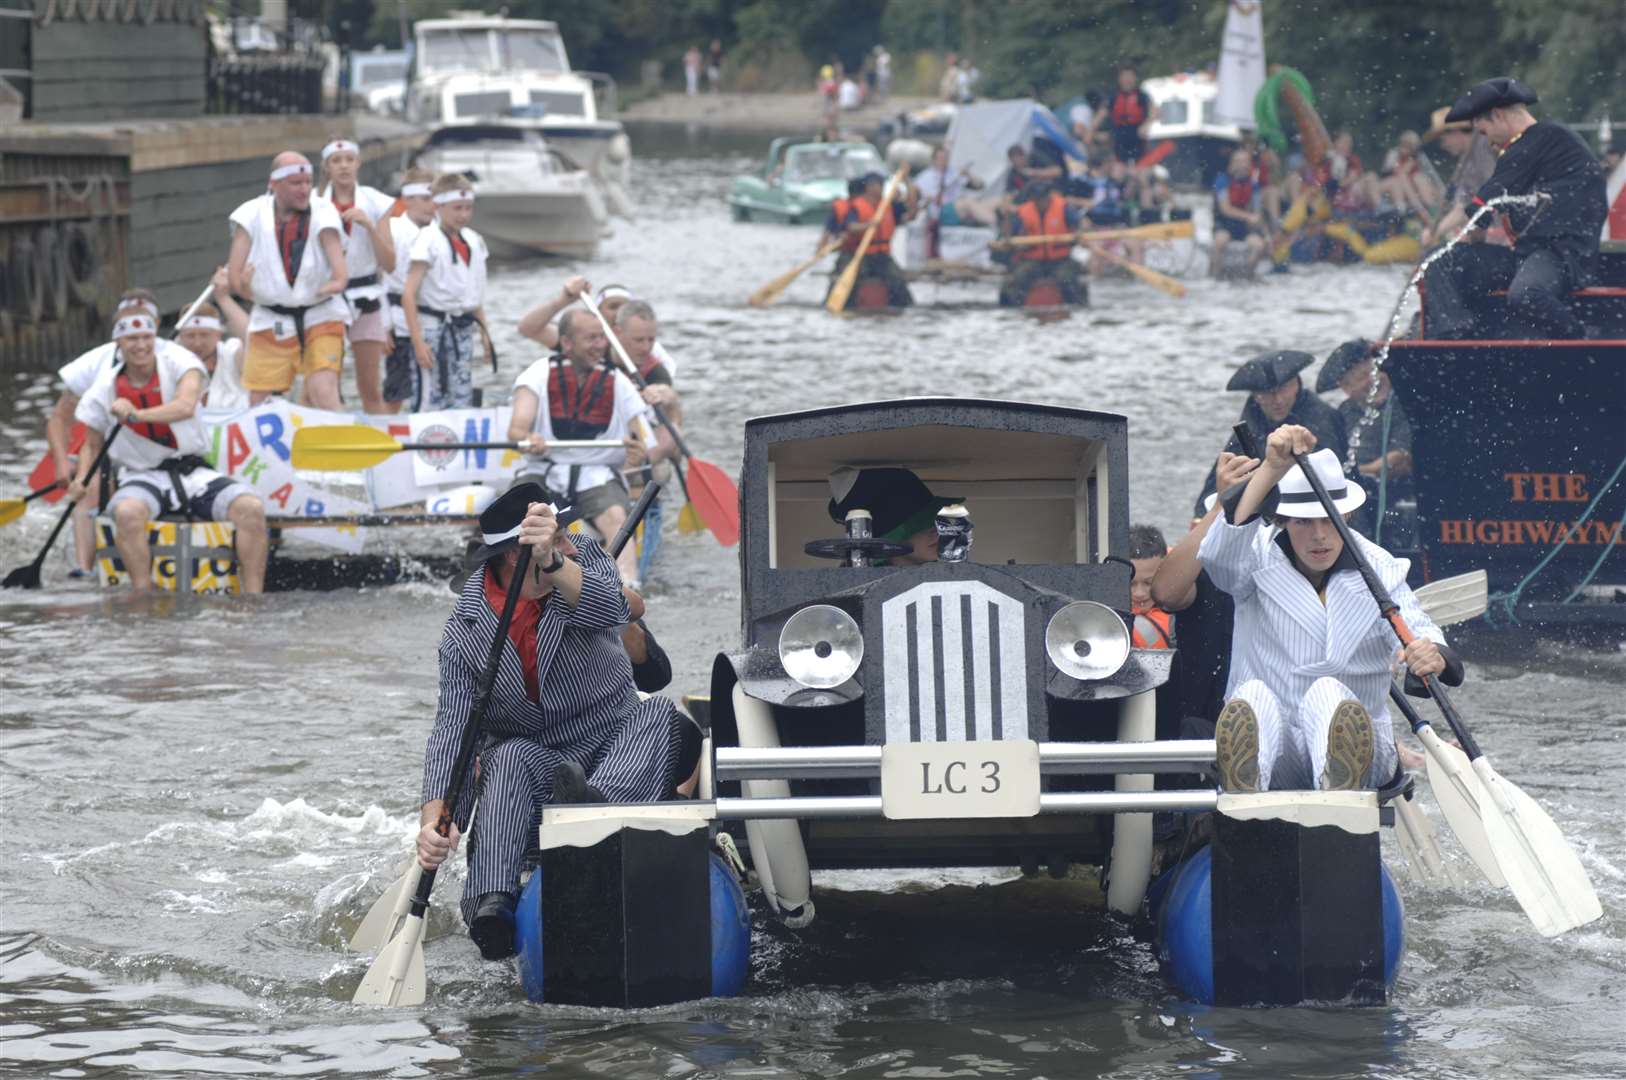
483, 566, 543, 703
276, 209, 310, 286
443, 225, 471, 266
332, 195, 355, 235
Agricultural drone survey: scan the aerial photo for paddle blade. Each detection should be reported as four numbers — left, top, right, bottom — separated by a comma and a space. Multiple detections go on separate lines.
1391, 795, 1451, 885
353, 912, 428, 1006
677, 501, 704, 535
1415, 571, 1489, 628
0, 499, 24, 527
291, 425, 402, 471
2, 559, 43, 590
350, 859, 422, 953
1421, 728, 1503, 887
685, 457, 740, 547
1472, 758, 1603, 937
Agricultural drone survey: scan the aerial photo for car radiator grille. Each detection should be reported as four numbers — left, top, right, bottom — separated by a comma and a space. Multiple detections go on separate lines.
880, 580, 1030, 743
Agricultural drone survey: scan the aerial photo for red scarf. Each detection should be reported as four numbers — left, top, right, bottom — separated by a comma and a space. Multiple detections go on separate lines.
444, 225, 471, 266
332, 196, 354, 235
276, 209, 309, 286
483, 566, 542, 703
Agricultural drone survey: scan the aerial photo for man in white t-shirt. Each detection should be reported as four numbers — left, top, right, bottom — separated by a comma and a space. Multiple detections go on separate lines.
508, 310, 652, 587
178, 267, 252, 414
402, 173, 490, 412
380, 167, 437, 413
66, 312, 269, 594
226, 151, 349, 410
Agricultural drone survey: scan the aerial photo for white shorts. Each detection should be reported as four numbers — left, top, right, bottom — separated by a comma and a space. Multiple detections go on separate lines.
109, 464, 257, 523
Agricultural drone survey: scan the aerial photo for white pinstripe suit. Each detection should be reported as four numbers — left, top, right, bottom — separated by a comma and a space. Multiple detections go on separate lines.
1198, 516, 1445, 789
422, 537, 687, 921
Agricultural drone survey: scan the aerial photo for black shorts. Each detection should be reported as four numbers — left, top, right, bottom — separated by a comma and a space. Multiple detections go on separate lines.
382, 334, 416, 403
1216, 214, 1252, 242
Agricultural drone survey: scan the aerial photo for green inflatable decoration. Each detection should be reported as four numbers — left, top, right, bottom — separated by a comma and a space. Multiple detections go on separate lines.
1254, 68, 1316, 156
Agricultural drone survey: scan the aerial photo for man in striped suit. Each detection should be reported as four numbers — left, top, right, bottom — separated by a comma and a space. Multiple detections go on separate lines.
414, 483, 699, 960
1199, 426, 1462, 792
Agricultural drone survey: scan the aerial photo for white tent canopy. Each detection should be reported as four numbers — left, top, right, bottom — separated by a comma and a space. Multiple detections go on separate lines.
943, 99, 1086, 192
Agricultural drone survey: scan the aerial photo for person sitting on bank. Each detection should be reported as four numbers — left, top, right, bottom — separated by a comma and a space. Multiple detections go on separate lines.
825, 172, 914, 307
66, 311, 269, 594
401, 174, 491, 412
1127, 524, 1173, 649
1199, 426, 1462, 792
1421, 77, 1608, 340
227, 151, 349, 409
998, 180, 1086, 307
1316, 338, 1413, 537
1194, 349, 1347, 514
178, 268, 252, 414
509, 310, 654, 588
412, 485, 700, 961
827, 467, 961, 565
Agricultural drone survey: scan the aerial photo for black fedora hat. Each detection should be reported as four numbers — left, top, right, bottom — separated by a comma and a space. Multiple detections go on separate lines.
1226, 349, 1315, 393
1316, 338, 1375, 394
464, 481, 579, 569
828, 467, 961, 539
1444, 77, 1538, 124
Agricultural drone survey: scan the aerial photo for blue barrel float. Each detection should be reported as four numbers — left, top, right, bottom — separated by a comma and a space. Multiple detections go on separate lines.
1149, 792, 1406, 1006
514, 822, 750, 1006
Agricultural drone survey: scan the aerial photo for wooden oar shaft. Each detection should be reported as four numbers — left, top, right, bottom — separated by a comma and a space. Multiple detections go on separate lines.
750, 238, 844, 307
1084, 242, 1186, 297
995, 221, 1192, 248
827, 165, 908, 313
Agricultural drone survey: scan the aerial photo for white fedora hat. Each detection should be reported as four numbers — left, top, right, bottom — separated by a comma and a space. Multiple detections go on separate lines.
1275, 448, 1365, 518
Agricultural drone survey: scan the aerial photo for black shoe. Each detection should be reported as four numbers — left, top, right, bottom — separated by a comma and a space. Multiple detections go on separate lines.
469, 891, 517, 960
551, 760, 605, 804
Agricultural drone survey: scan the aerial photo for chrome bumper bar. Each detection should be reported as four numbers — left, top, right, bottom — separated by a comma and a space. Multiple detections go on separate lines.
715, 739, 1216, 782
713, 789, 1220, 821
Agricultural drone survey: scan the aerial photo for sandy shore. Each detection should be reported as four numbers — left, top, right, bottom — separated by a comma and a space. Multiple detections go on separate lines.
621, 90, 936, 133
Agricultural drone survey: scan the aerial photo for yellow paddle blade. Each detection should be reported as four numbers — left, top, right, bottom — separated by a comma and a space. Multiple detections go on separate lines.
290, 425, 404, 471
677, 502, 704, 534
1361, 233, 1421, 265
751, 239, 843, 307
1323, 221, 1371, 257
0, 499, 25, 527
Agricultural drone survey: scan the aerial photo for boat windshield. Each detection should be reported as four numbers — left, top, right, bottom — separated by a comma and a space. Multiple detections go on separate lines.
354, 57, 408, 88
420, 29, 493, 73
498, 29, 568, 75
785, 146, 881, 183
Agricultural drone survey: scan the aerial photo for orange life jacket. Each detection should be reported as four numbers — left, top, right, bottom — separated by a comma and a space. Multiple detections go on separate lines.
842, 194, 896, 255
1131, 607, 1173, 650
1015, 197, 1072, 261
1110, 90, 1147, 128
116, 368, 176, 448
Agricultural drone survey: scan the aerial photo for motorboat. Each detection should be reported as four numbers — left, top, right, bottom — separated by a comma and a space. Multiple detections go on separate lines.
1143, 71, 1243, 187
408, 14, 632, 212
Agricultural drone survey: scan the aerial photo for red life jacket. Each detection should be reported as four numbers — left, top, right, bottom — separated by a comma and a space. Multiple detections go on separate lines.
547, 356, 618, 440
843, 194, 896, 254
115, 368, 176, 448
1015, 197, 1071, 261
275, 209, 310, 287
1110, 90, 1147, 129
1222, 175, 1256, 210
1131, 607, 1173, 650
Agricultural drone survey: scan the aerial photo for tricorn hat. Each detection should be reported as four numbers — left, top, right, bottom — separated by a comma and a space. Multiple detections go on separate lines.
1444, 77, 1538, 124
828, 467, 960, 540
1423, 105, 1470, 142
1226, 350, 1315, 393
1274, 448, 1366, 519
1316, 338, 1375, 394
464, 481, 578, 568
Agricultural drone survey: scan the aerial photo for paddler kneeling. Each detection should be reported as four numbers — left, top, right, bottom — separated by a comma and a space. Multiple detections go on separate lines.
67, 311, 269, 594
823, 172, 914, 308
1199, 425, 1462, 792
997, 180, 1086, 307
414, 484, 701, 961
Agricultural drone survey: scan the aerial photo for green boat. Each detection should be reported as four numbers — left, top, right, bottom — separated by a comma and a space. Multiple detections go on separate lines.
728, 139, 885, 224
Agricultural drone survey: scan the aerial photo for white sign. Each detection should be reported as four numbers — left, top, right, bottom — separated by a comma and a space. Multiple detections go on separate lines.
1215, 0, 1266, 130
880, 739, 1040, 820
408, 406, 520, 488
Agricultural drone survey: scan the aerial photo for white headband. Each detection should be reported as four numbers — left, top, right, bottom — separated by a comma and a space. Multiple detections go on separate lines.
119, 298, 159, 320
321, 139, 359, 161
595, 285, 633, 304
112, 314, 156, 340
400, 182, 432, 198
481, 502, 561, 546
180, 314, 222, 332
433, 190, 475, 205
269, 162, 313, 182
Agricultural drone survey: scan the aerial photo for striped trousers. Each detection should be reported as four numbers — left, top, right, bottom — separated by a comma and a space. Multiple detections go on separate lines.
456, 696, 691, 923
1231, 677, 1397, 791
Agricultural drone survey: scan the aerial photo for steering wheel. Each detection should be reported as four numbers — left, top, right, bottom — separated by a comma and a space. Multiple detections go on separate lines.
803, 536, 913, 562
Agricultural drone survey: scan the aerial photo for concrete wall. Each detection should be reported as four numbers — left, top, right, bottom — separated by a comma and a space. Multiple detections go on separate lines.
30, 22, 209, 123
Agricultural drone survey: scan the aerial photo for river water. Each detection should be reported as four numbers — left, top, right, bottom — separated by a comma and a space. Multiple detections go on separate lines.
1, 126, 1622, 1079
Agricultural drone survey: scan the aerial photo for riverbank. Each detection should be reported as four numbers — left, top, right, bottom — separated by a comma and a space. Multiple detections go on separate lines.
621, 90, 935, 134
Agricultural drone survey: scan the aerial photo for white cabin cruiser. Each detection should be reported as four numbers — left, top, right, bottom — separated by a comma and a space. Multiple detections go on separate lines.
1143, 71, 1243, 187
409, 15, 632, 202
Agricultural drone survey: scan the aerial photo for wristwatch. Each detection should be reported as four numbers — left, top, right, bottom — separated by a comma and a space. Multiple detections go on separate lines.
539, 549, 566, 574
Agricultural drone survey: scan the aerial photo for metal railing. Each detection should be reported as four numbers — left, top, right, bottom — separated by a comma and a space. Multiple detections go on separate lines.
208, 54, 326, 115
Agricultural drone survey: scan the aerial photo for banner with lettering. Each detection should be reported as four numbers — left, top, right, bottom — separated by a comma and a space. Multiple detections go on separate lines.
408, 407, 524, 488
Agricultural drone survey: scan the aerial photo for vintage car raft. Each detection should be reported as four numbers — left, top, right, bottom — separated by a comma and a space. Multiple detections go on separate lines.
508, 398, 1412, 1008
729, 139, 885, 225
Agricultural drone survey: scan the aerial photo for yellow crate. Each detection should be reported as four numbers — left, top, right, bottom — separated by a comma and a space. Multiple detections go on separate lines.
94, 519, 241, 595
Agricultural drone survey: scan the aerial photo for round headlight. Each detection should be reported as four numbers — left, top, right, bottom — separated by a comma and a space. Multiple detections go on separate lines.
778, 604, 863, 689
1045, 601, 1130, 681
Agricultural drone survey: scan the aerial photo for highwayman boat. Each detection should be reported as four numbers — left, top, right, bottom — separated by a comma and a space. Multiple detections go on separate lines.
729, 139, 885, 224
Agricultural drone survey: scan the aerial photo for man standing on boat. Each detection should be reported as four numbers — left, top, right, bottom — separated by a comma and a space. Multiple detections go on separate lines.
412, 484, 698, 960
509, 311, 654, 588
1199, 425, 1461, 792
1421, 77, 1608, 340
227, 151, 350, 410
65, 311, 269, 594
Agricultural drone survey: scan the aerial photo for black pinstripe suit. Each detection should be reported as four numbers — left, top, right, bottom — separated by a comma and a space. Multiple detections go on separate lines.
422, 536, 686, 922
